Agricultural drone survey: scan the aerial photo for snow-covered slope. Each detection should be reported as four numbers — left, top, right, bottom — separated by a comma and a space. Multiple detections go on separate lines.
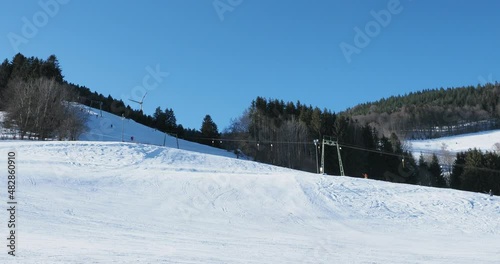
0, 141, 499, 263
79, 105, 237, 158
408, 129, 500, 155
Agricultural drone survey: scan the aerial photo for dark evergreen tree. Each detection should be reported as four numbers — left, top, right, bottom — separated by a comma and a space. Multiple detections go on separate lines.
450, 152, 466, 189
201, 114, 220, 147
462, 149, 484, 192
456, 148, 500, 194
0, 59, 13, 102
151, 106, 176, 133
429, 154, 446, 187
153, 107, 166, 131
165, 108, 177, 132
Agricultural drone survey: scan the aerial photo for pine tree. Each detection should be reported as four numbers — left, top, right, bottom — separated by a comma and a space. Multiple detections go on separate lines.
201, 114, 220, 147
153, 107, 166, 131
164, 108, 177, 132
429, 154, 446, 187
0, 59, 12, 99
450, 152, 466, 189
462, 149, 484, 192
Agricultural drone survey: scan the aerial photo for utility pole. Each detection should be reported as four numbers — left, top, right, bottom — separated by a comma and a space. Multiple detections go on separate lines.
121, 114, 125, 142
314, 139, 319, 173
90, 100, 103, 117
163, 132, 180, 149
336, 141, 345, 176
320, 136, 345, 176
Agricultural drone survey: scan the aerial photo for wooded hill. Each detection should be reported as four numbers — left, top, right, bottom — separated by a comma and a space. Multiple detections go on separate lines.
0, 53, 216, 142
223, 96, 414, 179
1, 53, 498, 195
345, 83, 500, 139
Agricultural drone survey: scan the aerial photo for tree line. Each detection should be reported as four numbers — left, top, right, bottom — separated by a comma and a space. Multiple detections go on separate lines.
65, 73, 219, 144
222, 97, 412, 178
0, 53, 219, 143
0, 54, 87, 140
450, 149, 500, 195
1, 53, 497, 195
221, 97, 499, 195
346, 83, 500, 139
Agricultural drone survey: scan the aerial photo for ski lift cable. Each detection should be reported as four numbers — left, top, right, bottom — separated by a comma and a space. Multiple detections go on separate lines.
181, 136, 500, 175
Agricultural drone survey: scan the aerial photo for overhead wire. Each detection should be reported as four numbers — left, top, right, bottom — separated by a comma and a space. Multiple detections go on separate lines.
182, 135, 500, 175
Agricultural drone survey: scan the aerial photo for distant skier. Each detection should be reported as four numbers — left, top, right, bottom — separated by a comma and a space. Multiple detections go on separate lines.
234, 149, 241, 159
489, 189, 493, 196
131, 136, 134, 141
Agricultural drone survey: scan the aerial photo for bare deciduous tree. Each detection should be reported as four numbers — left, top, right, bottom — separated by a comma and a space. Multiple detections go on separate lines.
3, 77, 87, 140
276, 117, 309, 169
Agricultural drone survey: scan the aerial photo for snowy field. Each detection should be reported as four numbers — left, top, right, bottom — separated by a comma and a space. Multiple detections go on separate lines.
0, 105, 237, 158
0, 107, 499, 262
408, 130, 500, 155
0, 141, 499, 263
78, 105, 238, 158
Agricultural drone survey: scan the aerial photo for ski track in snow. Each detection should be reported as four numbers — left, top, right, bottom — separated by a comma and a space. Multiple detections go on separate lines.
0, 141, 499, 263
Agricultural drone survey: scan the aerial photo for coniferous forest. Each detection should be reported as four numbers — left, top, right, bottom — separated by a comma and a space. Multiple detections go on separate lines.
346, 84, 500, 139
0, 54, 196, 140
0, 53, 498, 195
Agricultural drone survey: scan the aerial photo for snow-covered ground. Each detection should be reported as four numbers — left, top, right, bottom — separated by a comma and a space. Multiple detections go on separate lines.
79, 105, 238, 158
0, 107, 499, 262
0, 141, 499, 263
408, 130, 500, 155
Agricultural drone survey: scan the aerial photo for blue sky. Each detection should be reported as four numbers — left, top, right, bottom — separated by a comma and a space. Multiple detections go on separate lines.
1, 0, 499, 130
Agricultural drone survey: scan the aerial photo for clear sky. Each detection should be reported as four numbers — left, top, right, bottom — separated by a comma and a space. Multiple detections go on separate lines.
1, 0, 499, 130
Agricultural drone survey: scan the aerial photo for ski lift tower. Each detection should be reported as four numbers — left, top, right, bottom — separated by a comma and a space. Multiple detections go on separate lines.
90, 100, 103, 117
320, 136, 345, 176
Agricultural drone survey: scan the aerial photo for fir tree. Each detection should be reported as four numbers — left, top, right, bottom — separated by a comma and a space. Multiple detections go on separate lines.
450, 152, 466, 189
429, 154, 446, 187
201, 114, 220, 147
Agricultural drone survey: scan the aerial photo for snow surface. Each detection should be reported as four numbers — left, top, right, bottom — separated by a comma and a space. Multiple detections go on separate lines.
78, 105, 238, 158
0, 141, 499, 263
408, 130, 500, 155
0, 106, 499, 262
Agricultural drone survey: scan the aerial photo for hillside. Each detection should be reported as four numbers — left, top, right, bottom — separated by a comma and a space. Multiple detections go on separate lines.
408, 129, 500, 155
78, 104, 237, 158
0, 141, 498, 263
345, 83, 500, 139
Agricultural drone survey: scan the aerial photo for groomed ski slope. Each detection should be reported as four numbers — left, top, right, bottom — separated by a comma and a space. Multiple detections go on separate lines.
0, 141, 499, 263
408, 129, 500, 154
78, 104, 238, 158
